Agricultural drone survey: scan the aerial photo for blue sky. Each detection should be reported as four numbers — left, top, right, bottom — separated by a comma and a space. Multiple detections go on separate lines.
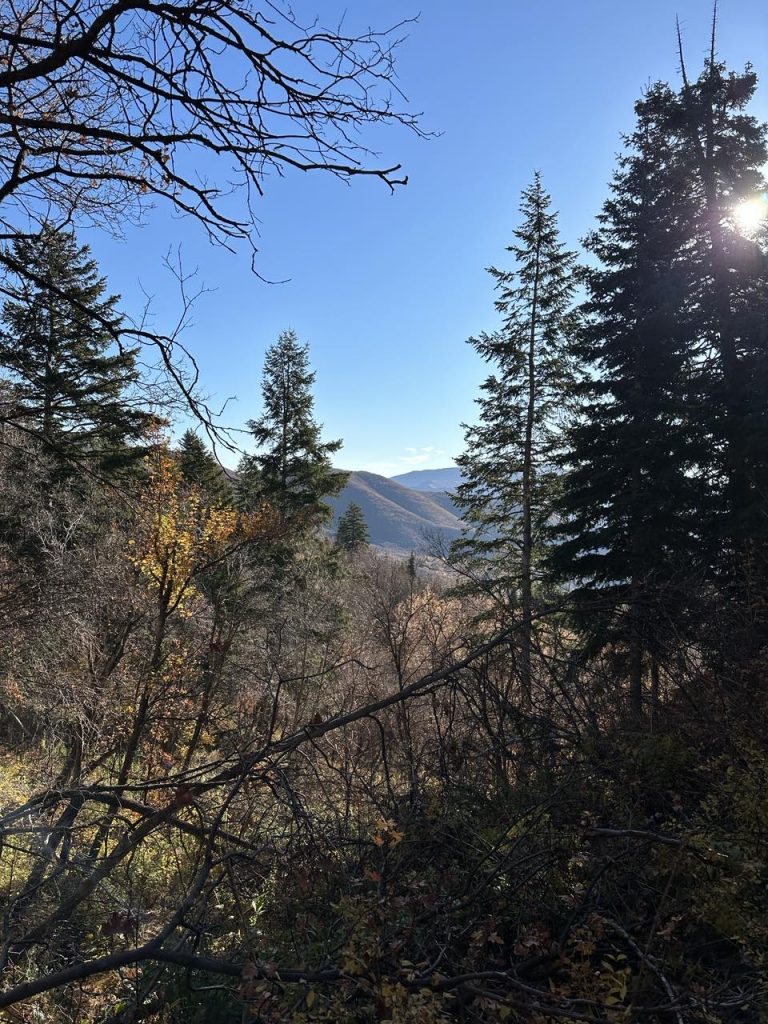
86, 0, 768, 475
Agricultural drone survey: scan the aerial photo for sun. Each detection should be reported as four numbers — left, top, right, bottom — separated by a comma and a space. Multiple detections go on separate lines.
733, 195, 768, 235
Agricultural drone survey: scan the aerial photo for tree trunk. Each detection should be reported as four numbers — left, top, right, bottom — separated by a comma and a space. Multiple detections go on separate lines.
650, 654, 660, 728
43, 290, 56, 447
628, 460, 644, 717
520, 229, 542, 713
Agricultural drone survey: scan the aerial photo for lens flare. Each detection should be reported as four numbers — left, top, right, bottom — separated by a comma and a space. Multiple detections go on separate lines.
734, 195, 768, 235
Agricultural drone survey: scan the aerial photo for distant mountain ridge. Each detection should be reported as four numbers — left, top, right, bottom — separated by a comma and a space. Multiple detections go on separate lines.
390, 466, 464, 493
327, 470, 463, 554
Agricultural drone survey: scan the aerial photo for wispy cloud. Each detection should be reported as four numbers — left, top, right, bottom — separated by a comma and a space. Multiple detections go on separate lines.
357, 446, 450, 476
360, 460, 402, 475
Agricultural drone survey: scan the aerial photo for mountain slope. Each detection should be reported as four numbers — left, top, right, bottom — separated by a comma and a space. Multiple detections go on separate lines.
328, 471, 463, 554
426, 490, 463, 516
391, 466, 464, 492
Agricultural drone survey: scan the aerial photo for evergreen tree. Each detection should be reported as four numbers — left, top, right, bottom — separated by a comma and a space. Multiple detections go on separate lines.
239, 330, 347, 533
452, 174, 577, 704
0, 226, 152, 477
234, 451, 262, 512
177, 429, 232, 504
407, 551, 418, 583
335, 502, 370, 551
667, 54, 768, 635
550, 87, 704, 714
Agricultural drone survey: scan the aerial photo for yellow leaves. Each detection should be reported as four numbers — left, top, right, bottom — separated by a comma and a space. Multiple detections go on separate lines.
372, 818, 405, 848
374, 980, 451, 1023
571, 934, 597, 957
341, 954, 365, 976
547, 926, 632, 1019
129, 447, 270, 613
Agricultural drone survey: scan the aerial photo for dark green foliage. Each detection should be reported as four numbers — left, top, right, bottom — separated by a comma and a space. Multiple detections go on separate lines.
453, 174, 578, 602
552, 59, 768, 700
238, 330, 347, 534
177, 429, 232, 505
335, 502, 370, 551
407, 551, 417, 582
234, 450, 262, 512
551, 89, 705, 711
0, 226, 153, 479
665, 61, 768, 630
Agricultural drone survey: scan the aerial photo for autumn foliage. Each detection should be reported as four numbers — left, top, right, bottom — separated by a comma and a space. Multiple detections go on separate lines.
130, 447, 274, 614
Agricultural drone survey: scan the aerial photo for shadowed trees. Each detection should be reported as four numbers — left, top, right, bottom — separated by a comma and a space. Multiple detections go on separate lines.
0, 226, 153, 479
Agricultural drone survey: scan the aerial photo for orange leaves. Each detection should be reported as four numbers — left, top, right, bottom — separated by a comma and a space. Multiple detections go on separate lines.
372, 819, 405, 848
129, 446, 271, 613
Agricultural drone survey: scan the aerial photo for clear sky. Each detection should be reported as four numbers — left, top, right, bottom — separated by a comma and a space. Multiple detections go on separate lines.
86, 0, 768, 476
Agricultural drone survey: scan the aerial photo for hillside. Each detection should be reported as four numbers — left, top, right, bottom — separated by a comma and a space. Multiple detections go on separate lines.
425, 490, 463, 516
391, 466, 464, 492
328, 470, 463, 554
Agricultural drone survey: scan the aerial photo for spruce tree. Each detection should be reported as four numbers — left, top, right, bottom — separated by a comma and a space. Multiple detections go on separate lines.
239, 330, 346, 533
336, 502, 370, 551
550, 87, 704, 714
177, 429, 232, 504
407, 551, 417, 583
0, 226, 152, 478
453, 174, 577, 705
234, 452, 262, 512
668, 54, 768, 636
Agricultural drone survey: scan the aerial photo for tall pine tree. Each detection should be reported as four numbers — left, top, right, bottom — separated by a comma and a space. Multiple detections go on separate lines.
551, 87, 705, 714
453, 174, 577, 705
238, 330, 346, 533
0, 226, 153, 478
667, 48, 768, 647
